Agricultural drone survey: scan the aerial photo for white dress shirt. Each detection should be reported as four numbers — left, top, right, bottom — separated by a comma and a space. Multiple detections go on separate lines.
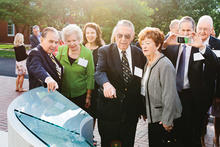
118, 46, 133, 73
176, 44, 191, 89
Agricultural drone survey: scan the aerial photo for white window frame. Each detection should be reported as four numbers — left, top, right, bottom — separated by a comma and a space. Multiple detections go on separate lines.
8, 23, 15, 37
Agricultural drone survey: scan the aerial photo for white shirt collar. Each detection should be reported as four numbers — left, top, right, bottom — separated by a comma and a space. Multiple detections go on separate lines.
117, 45, 131, 55
203, 36, 210, 46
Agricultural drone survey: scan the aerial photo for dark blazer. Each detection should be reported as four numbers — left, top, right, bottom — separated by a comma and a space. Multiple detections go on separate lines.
95, 43, 146, 122
162, 45, 218, 112
209, 36, 220, 97
30, 34, 40, 49
26, 45, 63, 91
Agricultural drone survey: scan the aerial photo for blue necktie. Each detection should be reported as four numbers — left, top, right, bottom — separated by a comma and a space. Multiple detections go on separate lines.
176, 45, 186, 92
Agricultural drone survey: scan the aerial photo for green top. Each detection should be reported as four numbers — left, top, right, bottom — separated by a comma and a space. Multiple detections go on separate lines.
56, 44, 94, 98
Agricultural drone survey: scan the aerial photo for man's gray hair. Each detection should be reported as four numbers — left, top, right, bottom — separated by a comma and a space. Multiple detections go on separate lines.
41, 27, 58, 38
198, 15, 213, 28
62, 24, 83, 43
169, 19, 180, 29
115, 20, 135, 33
179, 16, 196, 31
32, 25, 39, 30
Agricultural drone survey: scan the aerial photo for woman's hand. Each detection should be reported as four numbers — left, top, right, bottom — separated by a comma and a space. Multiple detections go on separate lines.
159, 121, 173, 132
85, 96, 91, 108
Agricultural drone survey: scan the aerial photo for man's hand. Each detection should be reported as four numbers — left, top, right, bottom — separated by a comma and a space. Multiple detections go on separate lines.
159, 121, 173, 132
188, 32, 205, 49
45, 77, 58, 92
163, 33, 179, 48
103, 82, 116, 98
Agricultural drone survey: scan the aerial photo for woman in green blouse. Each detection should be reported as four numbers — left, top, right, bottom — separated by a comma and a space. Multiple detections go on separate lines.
56, 24, 94, 114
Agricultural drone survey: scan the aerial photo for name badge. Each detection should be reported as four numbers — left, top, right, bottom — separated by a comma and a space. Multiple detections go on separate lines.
193, 53, 204, 61
78, 58, 88, 67
134, 66, 143, 78
212, 50, 220, 57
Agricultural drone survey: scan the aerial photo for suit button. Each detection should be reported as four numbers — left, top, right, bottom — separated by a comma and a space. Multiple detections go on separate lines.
125, 88, 127, 91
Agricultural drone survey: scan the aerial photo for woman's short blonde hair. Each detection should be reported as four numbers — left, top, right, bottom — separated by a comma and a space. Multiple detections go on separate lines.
62, 24, 83, 43
14, 33, 24, 47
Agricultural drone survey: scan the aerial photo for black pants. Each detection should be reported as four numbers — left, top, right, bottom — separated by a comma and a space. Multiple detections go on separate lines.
70, 93, 95, 118
178, 89, 205, 147
148, 119, 182, 147
98, 119, 138, 147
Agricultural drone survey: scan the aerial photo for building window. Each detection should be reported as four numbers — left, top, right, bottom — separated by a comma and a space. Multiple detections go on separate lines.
8, 23, 15, 36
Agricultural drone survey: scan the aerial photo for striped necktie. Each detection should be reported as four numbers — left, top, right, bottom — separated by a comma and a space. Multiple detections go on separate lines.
121, 51, 132, 85
49, 54, 61, 79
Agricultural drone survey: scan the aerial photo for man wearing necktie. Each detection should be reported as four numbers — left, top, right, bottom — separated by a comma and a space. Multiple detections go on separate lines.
197, 15, 220, 146
95, 20, 146, 147
162, 16, 218, 147
27, 27, 63, 92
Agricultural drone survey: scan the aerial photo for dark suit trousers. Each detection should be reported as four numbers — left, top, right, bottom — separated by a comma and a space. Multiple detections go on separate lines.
98, 119, 138, 147
178, 89, 204, 147
148, 118, 182, 147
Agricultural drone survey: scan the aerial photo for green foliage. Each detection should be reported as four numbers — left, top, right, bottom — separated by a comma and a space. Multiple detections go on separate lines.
0, 50, 15, 58
0, 44, 14, 49
146, 0, 220, 35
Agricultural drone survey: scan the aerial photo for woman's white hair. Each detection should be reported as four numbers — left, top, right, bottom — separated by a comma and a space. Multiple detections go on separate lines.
14, 33, 24, 47
62, 24, 83, 43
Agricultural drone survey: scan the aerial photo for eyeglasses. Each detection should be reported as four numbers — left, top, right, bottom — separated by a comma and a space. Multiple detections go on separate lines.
116, 34, 131, 40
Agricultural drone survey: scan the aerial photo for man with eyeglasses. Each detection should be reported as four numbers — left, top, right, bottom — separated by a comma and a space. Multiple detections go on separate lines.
197, 15, 220, 146
95, 20, 146, 147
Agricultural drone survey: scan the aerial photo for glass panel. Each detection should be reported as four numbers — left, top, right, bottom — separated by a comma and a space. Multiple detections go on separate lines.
13, 87, 93, 147
15, 110, 92, 147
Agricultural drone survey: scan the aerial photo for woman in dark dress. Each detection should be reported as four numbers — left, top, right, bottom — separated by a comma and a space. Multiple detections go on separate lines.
13, 33, 28, 92
83, 22, 105, 145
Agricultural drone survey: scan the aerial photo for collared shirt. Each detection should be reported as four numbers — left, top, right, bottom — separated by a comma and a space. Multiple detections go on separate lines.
117, 45, 133, 73
176, 44, 191, 89
203, 36, 210, 46
176, 43, 207, 89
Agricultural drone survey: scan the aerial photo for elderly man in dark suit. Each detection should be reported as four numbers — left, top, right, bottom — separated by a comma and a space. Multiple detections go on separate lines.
95, 20, 146, 147
30, 25, 41, 49
163, 16, 218, 147
27, 27, 63, 92
197, 15, 220, 146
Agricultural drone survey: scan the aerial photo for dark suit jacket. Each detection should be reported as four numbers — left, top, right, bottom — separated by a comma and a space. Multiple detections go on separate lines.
95, 43, 146, 122
30, 34, 40, 49
209, 36, 220, 97
162, 45, 218, 112
26, 45, 63, 91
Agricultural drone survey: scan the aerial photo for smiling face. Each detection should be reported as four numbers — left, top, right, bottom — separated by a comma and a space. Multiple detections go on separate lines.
65, 33, 80, 51
197, 20, 212, 42
141, 37, 158, 57
115, 25, 134, 51
85, 27, 97, 43
41, 31, 58, 54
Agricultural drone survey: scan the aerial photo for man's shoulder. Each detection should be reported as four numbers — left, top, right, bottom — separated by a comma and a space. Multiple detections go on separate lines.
210, 36, 220, 48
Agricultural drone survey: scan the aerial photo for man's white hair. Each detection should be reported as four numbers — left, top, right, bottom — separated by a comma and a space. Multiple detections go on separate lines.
198, 15, 213, 28
115, 20, 135, 33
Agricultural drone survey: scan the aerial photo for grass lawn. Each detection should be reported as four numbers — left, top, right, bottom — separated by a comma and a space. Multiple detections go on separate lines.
0, 50, 15, 58
0, 44, 14, 49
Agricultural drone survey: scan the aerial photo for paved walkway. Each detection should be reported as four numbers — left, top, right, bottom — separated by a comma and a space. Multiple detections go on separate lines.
0, 75, 216, 147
